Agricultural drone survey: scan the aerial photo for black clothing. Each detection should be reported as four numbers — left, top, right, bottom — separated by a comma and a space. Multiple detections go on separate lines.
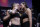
11, 24, 21, 27
22, 21, 29, 27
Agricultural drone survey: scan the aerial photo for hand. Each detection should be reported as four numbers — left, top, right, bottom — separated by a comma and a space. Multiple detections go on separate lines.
6, 10, 10, 16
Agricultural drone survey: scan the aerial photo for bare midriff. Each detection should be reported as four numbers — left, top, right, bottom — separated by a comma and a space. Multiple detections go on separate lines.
11, 17, 20, 25
23, 18, 29, 23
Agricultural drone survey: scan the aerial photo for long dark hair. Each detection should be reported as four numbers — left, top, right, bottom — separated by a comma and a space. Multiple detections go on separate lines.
11, 3, 15, 9
21, 2, 28, 8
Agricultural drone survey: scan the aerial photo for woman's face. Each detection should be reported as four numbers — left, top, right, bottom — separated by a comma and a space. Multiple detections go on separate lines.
16, 4, 20, 9
20, 3, 25, 8
13, 3, 20, 9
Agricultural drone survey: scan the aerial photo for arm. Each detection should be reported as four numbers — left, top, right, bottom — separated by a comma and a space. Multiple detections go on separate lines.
3, 10, 10, 21
26, 8, 32, 27
9, 20, 11, 27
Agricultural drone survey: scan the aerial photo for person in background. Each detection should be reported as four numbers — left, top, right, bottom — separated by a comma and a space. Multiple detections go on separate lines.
0, 18, 3, 25
37, 13, 40, 27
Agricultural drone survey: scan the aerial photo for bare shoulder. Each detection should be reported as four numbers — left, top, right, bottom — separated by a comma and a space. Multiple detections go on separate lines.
27, 8, 31, 12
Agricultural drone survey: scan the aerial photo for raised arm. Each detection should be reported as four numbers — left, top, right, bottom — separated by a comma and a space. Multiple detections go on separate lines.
3, 10, 10, 21
26, 8, 32, 27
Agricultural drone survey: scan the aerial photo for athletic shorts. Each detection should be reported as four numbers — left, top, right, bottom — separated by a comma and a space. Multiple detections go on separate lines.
22, 21, 29, 27
11, 24, 21, 27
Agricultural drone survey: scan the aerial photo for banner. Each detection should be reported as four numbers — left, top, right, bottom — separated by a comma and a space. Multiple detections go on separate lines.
1, 0, 8, 7
0, 0, 32, 8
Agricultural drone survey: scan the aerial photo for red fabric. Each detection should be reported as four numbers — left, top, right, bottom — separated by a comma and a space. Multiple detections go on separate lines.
1, 0, 8, 7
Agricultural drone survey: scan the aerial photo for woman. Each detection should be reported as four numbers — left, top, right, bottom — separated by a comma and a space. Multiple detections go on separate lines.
20, 2, 32, 27
3, 3, 21, 27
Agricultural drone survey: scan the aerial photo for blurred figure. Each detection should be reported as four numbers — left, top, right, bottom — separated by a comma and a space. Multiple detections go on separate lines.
0, 18, 3, 25
37, 13, 40, 27
31, 8, 37, 27
20, 2, 32, 27
0, 18, 3, 27
3, 3, 21, 27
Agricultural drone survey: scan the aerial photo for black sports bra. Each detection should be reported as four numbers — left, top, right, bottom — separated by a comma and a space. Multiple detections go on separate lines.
9, 9, 28, 19
21, 13, 28, 19
10, 13, 20, 18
